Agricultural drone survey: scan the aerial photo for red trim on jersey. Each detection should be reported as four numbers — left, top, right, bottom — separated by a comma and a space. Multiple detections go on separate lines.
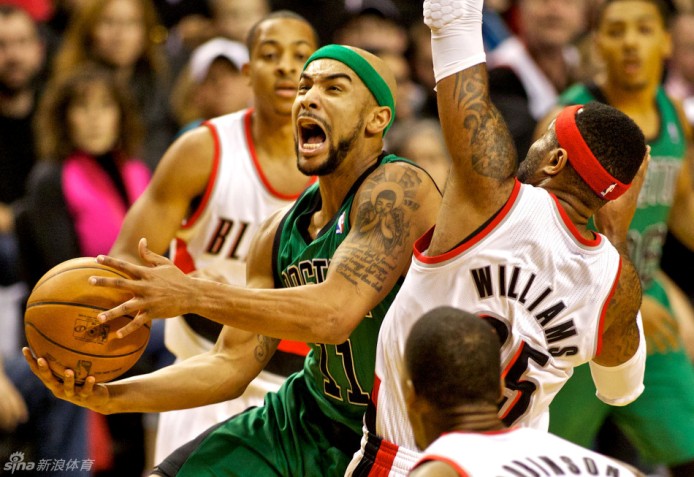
595, 257, 622, 357
414, 180, 522, 264
415, 456, 470, 477
244, 109, 317, 200
277, 339, 310, 356
368, 439, 399, 476
172, 237, 197, 273
181, 121, 222, 229
549, 194, 602, 247
499, 343, 524, 420
372, 375, 382, 407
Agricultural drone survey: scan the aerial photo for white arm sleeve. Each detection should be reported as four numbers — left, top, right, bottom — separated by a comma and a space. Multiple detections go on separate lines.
424, 0, 486, 84
589, 311, 646, 406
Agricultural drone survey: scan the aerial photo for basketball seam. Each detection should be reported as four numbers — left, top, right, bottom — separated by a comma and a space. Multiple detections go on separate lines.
25, 322, 149, 358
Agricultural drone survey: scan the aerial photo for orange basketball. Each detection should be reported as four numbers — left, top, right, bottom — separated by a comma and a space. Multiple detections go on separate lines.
24, 257, 150, 384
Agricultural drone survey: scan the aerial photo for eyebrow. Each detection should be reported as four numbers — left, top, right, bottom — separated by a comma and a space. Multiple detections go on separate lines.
300, 72, 354, 83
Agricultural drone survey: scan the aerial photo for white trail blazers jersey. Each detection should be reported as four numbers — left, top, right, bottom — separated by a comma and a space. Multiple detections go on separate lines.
167, 108, 314, 357
349, 180, 624, 476
414, 428, 641, 476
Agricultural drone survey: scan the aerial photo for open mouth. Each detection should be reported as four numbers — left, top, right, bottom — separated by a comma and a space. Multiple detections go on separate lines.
298, 118, 327, 152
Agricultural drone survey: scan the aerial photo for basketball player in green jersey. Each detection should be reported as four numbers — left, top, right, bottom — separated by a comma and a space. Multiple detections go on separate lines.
23, 45, 441, 476
538, 1, 694, 474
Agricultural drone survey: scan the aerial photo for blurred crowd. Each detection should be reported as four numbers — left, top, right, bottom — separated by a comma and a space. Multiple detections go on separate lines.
1, 0, 694, 476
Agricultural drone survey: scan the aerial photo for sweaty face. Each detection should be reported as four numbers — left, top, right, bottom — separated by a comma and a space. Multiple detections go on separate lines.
247, 18, 317, 117
596, 0, 671, 91
0, 11, 43, 94
92, 0, 147, 69
294, 59, 373, 176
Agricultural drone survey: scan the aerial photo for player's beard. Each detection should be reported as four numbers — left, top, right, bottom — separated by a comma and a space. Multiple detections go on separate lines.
297, 118, 363, 176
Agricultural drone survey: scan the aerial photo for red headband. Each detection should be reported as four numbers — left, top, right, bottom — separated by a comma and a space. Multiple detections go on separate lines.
555, 105, 630, 201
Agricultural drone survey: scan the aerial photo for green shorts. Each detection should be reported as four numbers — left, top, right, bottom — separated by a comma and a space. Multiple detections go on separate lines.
170, 372, 361, 477
549, 279, 694, 466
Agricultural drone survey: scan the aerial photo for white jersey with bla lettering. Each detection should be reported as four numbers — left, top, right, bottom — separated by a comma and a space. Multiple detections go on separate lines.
414, 427, 642, 476
347, 180, 622, 476
155, 108, 313, 464
167, 108, 311, 358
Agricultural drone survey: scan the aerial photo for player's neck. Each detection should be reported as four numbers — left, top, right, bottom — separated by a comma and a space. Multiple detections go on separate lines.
599, 80, 659, 114
437, 403, 506, 434
250, 109, 295, 158
317, 145, 382, 218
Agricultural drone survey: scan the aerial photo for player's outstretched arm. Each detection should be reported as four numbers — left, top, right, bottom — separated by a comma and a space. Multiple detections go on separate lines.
20, 217, 281, 414
425, 0, 517, 256
91, 163, 440, 344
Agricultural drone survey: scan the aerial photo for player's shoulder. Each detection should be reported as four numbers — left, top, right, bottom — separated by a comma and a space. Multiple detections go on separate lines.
368, 154, 442, 192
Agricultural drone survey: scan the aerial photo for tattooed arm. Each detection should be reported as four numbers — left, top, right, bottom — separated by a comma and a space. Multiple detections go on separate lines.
87, 163, 440, 344
429, 64, 518, 255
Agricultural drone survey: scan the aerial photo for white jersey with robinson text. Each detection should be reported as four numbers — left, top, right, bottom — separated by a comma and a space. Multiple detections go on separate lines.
414, 427, 641, 476
347, 180, 624, 476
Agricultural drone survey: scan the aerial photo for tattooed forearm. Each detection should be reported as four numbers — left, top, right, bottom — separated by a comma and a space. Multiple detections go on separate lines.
254, 334, 279, 364
334, 242, 399, 293
446, 64, 516, 180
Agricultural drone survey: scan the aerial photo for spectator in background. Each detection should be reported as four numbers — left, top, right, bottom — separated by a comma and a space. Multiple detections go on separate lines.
666, 12, 694, 125
0, 4, 44, 290
210, 0, 270, 43
388, 118, 450, 190
488, 0, 586, 160
170, 37, 251, 136
52, 0, 177, 170
17, 65, 154, 477
333, 2, 408, 56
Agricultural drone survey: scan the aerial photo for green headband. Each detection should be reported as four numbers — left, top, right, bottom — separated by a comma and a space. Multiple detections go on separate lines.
303, 44, 395, 135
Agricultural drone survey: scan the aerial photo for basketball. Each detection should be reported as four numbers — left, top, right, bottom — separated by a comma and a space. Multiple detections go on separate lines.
24, 257, 150, 384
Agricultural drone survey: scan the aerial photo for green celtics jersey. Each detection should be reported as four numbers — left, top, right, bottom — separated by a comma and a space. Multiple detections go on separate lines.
559, 83, 686, 287
272, 153, 407, 435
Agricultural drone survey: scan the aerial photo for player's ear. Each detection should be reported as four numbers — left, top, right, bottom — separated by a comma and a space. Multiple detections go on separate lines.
542, 147, 569, 177
365, 106, 392, 136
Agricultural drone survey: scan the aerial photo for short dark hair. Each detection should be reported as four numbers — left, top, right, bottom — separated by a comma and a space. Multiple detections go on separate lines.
405, 306, 501, 409
596, 0, 673, 28
575, 101, 646, 186
245, 10, 320, 54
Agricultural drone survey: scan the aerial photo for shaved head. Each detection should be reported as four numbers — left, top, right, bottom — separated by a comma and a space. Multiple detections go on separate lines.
344, 45, 398, 108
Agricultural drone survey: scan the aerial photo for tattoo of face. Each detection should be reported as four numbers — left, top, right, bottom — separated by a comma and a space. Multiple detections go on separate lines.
254, 334, 279, 364
451, 66, 517, 180
335, 166, 422, 292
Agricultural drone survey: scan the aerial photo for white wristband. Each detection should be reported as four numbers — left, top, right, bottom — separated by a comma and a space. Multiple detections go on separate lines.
424, 0, 486, 84
589, 311, 646, 406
